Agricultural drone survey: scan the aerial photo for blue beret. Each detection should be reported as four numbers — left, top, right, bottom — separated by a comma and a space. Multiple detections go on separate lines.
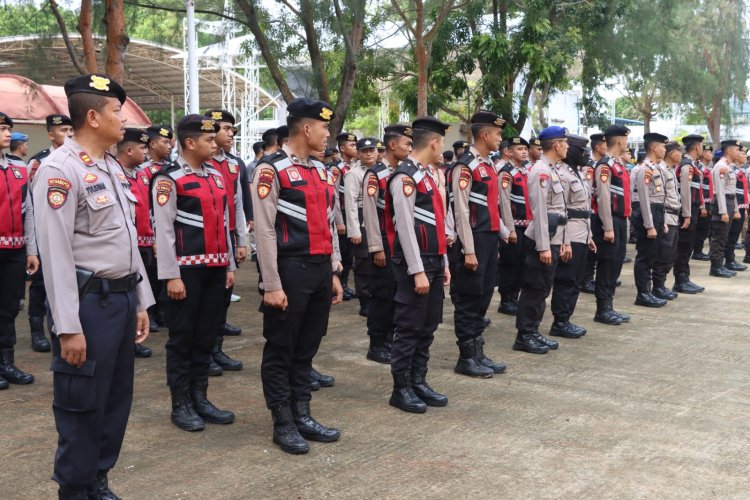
539, 126, 567, 141
10, 132, 28, 142
713, 150, 723, 161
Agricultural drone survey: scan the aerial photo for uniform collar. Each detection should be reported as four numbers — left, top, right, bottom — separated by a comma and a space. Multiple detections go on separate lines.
0, 152, 7, 170
282, 144, 314, 167
212, 150, 226, 162
64, 137, 112, 174
469, 145, 487, 164
177, 155, 207, 176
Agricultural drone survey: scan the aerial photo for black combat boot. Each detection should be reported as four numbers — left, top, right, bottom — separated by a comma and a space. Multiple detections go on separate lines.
208, 358, 223, 377
594, 300, 622, 325
474, 336, 506, 374
211, 335, 243, 371
88, 471, 121, 500
549, 320, 584, 338
134, 343, 152, 358
532, 332, 559, 350
411, 365, 448, 407
580, 280, 596, 294
190, 379, 235, 424
271, 405, 309, 454
29, 316, 50, 352
389, 372, 427, 413
454, 338, 494, 378
710, 262, 734, 277
358, 297, 370, 317
512, 332, 549, 354
310, 368, 335, 387
497, 294, 518, 315
57, 485, 89, 500
0, 347, 34, 384
221, 322, 242, 336
726, 260, 747, 272
169, 385, 204, 432
673, 274, 699, 294
635, 289, 666, 307
653, 285, 677, 300
366, 336, 391, 364
291, 400, 341, 442
0, 375, 7, 390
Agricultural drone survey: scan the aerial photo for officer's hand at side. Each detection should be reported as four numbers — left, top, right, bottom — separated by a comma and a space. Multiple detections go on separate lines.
588, 239, 597, 253
509, 231, 517, 244
446, 236, 454, 247
646, 227, 657, 239
539, 250, 552, 265
604, 230, 615, 243
332, 275, 343, 305
414, 272, 430, 294
560, 245, 572, 262
135, 311, 149, 344
700, 208, 708, 218
247, 220, 254, 232
337, 224, 346, 235
26, 255, 39, 275
721, 213, 729, 223
443, 267, 451, 287
464, 253, 479, 271
152, 244, 157, 257
373, 251, 386, 267
60, 333, 87, 368
226, 271, 236, 289
680, 217, 691, 230
236, 247, 248, 264
733, 211, 741, 220
350, 236, 362, 245
664, 224, 669, 234
264, 290, 288, 310
167, 278, 187, 300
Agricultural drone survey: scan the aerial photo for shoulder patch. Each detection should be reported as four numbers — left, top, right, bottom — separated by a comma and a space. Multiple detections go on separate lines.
539, 173, 550, 188
402, 176, 416, 197
367, 174, 378, 197
257, 167, 275, 200
599, 165, 610, 183
459, 166, 472, 190
501, 172, 512, 189
48, 178, 72, 191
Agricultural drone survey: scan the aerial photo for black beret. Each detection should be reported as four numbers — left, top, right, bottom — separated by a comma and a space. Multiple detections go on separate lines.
46, 114, 72, 127
146, 125, 173, 140
413, 116, 450, 137
121, 128, 150, 145
506, 136, 529, 147
529, 137, 541, 147
589, 133, 605, 144
643, 132, 669, 146
566, 134, 589, 149
377, 140, 386, 150
703, 144, 713, 152
356, 137, 379, 150
262, 128, 278, 143
665, 141, 682, 153
384, 124, 413, 138
471, 110, 505, 128
681, 134, 704, 147
287, 97, 335, 122
276, 125, 289, 141
64, 74, 126, 104
603, 125, 630, 138
204, 109, 235, 125
176, 114, 219, 136
0, 112, 13, 128
336, 132, 358, 143
721, 139, 742, 150
452, 140, 468, 149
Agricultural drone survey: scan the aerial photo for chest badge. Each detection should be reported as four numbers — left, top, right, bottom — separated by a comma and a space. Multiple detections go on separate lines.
287, 167, 301, 182
84, 172, 98, 183
95, 194, 110, 205
142, 175, 149, 185
11, 168, 23, 179
213, 175, 224, 189
228, 164, 238, 174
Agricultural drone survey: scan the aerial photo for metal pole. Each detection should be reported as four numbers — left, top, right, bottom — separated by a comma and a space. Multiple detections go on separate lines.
170, 98, 175, 129
185, 0, 199, 113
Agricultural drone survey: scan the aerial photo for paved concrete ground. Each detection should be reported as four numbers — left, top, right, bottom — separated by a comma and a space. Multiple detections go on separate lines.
2, 252, 750, 499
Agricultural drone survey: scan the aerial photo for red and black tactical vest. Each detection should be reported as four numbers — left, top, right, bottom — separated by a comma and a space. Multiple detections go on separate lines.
736, 166, 749, 209
501, 164, 532, 226
125, 169, 155, 246
677, 157, 704, 207
385, 159, 447, 258
208, 155, 241, 232
365, 162, 391, 237
593, 157, 631, 218
154, 163, 230, 268
329, 160, 351, 214
140, 159, 168, 181
28, 148, 51, 181
448, 151, 500, 233
701, 163, 713, 201
0, 155, 29, 250
268, 152, 335, 257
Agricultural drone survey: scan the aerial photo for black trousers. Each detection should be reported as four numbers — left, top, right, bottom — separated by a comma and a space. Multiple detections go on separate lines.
352, 229, 372, 308
260, 257, 332, 408
516, 238, 559, 333
367, 242, 394, 341
725, 208, 745, 263
551, 241, 588, 323
709, 199, 735, 266
138, 246, 161, 315
51, 289, 136, 488
593, 215, 628, 304
0, 248, 25, 348
338, 233, 353, 287
28, 260, 47, 318
694, 203, 711, 254
165, 267, 226, 389
632, 205, 665, 292
654, 224, 679, 287
451, 232, 499, 341
674, 210, 699, 279
219, 232, 239, 329
390, 257, 444, 374
497, 225, 526, 302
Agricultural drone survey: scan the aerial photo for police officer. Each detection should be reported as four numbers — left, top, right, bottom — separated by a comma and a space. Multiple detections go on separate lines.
141, 125, 173, 180
673, 135, 707, 294
514, 127, 569, 354
449, 111, 508, 378
152, 115, 236, 432
27, 114, 75, 181
204, 109, 248, 373
709, 140, 742, 277
362, 125, 412, 363
528, 137, 543, 163
550, 134, 595, 338
345, 137, 378, 316
452, 140, 468, 159
0, 111, 38, 389
116, 128, 155, 358
693, 144, 714, 260
385, 116, 450, 413
652, 141, 683, 299
33, 75, 154, 500
725, 144, 748, 272
592, 125, 632, 324
262, 127, 280, 156
631, 133, 668, 307
330, 132, 358, 300
9, 131, 29, 160
581, 133, 607, 294
497, 136, 531, 315
251, 98, 344, 454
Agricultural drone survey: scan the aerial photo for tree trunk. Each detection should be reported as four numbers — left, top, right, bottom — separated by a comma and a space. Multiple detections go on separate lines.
415, 0, 428, 116
329, 11, 364, 139
104, 0, 128, 83
299, 0, 330, 103
707, 98, 722, 145
77, 0, 98, 73
49, 0, 86, 75
235, 0, 295, 103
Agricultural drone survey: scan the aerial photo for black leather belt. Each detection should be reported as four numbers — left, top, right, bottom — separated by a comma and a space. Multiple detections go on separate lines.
86, 273, 141, 294
665, 207, 680, 216
567, 209, 591, 219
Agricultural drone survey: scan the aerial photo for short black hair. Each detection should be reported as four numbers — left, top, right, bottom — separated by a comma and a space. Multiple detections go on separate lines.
383, 132, 400, 150
412, 128, 440, 150
541, 138, 563, 152
443, 150, 454, 162
68, 92, 109, 130
286, 115, 306, 137
252, 141, 264, 154
606, 135, 621, 148
470, 123, 492, 139
9, 140, 23, 152
178, 132, 203, 149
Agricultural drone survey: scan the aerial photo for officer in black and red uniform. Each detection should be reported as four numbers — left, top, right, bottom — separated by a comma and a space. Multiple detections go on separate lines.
329, 132, 358, 300
0, 111, 38, 389
725, 146, 748, 272
385, 116, 451, 414
141, 125, 174, 180
251, 98, 344, 455
152, 115, 237, 432
694, 144, 714, 260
